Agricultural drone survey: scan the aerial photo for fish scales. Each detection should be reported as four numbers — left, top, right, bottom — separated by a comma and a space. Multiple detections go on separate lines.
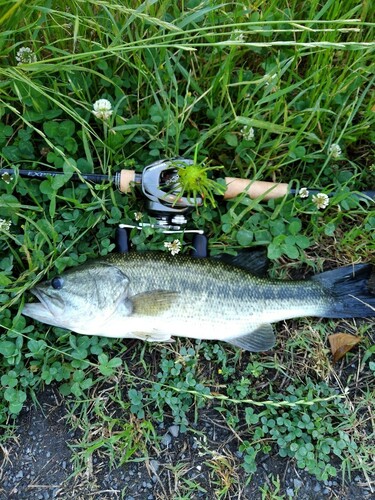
106, 252, 330, 318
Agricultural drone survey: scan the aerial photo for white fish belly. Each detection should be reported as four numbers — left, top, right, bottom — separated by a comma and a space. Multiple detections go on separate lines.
85, 301, 323, 341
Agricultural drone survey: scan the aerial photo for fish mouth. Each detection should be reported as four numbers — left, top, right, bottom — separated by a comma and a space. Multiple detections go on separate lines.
23, 288, 64, 324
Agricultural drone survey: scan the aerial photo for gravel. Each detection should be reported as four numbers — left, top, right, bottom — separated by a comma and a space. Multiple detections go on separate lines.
1, 385, 373, 500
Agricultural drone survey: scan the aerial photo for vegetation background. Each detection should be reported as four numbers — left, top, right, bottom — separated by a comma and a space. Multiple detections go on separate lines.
0, 0, 374, 498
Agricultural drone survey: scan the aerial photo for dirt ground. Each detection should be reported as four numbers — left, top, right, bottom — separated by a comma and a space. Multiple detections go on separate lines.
0, 384, 373, 500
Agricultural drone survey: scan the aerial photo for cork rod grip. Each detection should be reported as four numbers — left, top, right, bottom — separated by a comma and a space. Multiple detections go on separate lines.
119, 170, 136, 192
224, 177, 289, 200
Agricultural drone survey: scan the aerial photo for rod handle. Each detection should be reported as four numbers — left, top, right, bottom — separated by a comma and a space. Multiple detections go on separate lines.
224, 177, 289, 200
118, 170, 136, 192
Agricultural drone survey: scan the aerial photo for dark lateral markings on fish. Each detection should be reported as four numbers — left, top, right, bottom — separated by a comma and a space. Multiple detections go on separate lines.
22, 252, 375, 352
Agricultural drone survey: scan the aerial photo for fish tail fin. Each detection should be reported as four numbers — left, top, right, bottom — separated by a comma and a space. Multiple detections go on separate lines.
312, 264, 375, 318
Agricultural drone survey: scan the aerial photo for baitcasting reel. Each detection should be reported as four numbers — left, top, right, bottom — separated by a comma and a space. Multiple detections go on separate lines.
117, 158, 207, 257
140, 158, 202, 228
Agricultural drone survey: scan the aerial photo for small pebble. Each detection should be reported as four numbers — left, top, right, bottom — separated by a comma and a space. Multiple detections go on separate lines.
161, 433, 172, 447
313, 483, 321, 492
293, 479, 302, 489
286, 488, 294, 497
168, 425, 180, 437
150, 460, 159, 474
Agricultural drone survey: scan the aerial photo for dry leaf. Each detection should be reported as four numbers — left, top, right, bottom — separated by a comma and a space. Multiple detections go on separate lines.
328, 333, 361, 363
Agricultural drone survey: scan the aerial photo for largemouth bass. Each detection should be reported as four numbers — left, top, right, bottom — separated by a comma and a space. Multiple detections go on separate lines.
22, 253, 375, 352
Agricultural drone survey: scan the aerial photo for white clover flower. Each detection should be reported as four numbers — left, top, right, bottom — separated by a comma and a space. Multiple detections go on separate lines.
264, 73, 277, 86
232, 30, 246, 42
16, 47, 37, 65
92, 99, 113, 120
312, 193, 329, 210
240, 125, 255, 141
0, 219, 11, 231
134, 212, 143, 221
329, 143, 342, 159
299, 187, 309, 198
2, 173, 13, 184
164, 239, 181, 256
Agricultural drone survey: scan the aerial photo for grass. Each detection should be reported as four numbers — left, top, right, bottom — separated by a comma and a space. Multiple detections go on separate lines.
0, 0, 374, 497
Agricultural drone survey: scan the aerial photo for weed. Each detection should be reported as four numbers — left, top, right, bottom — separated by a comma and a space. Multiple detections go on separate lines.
259, 474, 285, 500
147, 346, 211, 431
240, 380, 360, 481
172, 148, 226, 207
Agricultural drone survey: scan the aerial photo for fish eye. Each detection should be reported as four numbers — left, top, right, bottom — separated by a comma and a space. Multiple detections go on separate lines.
51, 276, 64, 290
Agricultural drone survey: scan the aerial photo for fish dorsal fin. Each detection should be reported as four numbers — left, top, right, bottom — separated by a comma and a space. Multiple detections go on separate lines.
131, 290, 179, 316
226, 324, 275, 352
213, 248, 269, 277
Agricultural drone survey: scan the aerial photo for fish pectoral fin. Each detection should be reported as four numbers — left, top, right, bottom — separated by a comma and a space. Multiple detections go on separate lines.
226, 323, 275, 352
131, 290, 179, 316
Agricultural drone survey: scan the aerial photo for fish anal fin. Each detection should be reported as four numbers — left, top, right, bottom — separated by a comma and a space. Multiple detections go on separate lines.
226, 324, 275, 352
131, 290, 179, 316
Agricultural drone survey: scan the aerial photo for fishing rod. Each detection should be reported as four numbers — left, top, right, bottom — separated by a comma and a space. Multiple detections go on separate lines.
1, 159, 373, 228
2, 159, 373, 257
1, 159, 289, 201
